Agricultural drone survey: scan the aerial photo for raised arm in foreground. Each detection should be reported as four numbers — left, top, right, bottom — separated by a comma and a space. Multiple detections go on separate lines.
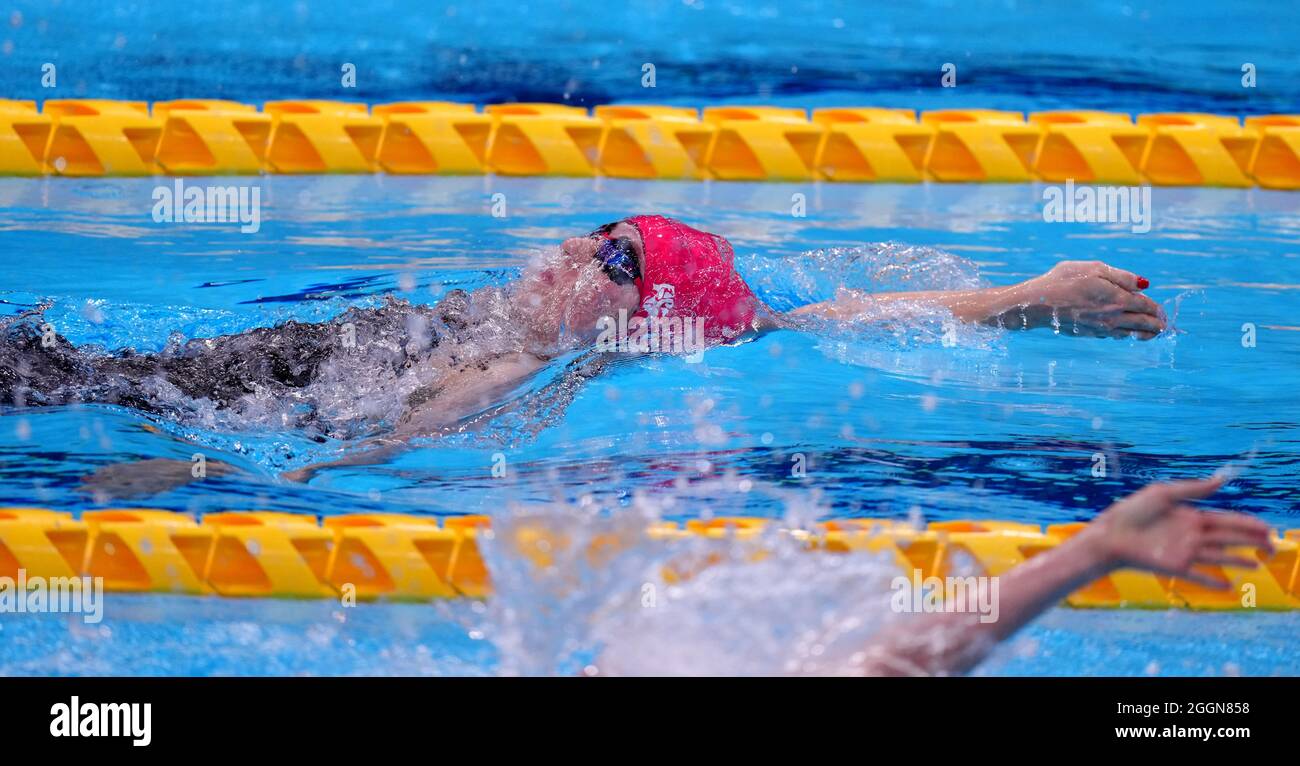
859, 476, 1272, 675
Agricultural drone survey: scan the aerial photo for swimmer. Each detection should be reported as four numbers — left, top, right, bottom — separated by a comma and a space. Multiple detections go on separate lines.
0, 215, 1165, 490
855, 475, 1273, 676
577, 474, 1273, 676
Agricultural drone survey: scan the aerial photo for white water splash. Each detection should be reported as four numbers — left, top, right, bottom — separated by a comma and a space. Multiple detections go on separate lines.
740, 242, 987, 312
467, 484, 988, 677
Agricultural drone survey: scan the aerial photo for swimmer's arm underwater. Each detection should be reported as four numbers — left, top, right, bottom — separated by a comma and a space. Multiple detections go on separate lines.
858, 476, 1272, 676
786, 261, 1165, 339
81, 351, 553, 492
281, 351, 551, 483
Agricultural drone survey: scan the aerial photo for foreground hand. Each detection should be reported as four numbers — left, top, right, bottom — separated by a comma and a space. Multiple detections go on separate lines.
1013, 261, 1165, 339
1081, 476, 1274, 587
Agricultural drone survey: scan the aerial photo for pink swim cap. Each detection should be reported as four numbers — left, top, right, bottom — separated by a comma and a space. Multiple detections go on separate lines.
624, 215, 762, 341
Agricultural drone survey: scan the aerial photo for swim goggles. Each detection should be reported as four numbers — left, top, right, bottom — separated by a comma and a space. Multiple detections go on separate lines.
588, 223, 642, 286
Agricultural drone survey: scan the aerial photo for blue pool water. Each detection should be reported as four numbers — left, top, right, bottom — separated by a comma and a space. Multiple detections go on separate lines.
2, 0, 1299, 675
2, 595, 1297, 676
2, 0, 1298, 113
4, 177, 1297, 525
3, 177, 1298, 675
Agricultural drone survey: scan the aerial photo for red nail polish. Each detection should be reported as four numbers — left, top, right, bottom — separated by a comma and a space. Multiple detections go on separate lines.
1136, 277, 1150, 289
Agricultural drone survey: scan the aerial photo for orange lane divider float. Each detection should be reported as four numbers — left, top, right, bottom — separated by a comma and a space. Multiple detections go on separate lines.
152, 99, 272, 175
1243, 115, 1300, 189
593, 104, 715, 180
0, 100, 52, 175
1028, 110, 1151, 185
701, 106, 824, 181
42, 99, 162, 176
0, 507, 1296, 609
1137, 112, 1258, 187
372, 101, 492, 175
920, 109, 1042, 182
2, 99, 1299, 188
262, 100, 386, 174
811, 107, 933, 182
483, 102, 604, 176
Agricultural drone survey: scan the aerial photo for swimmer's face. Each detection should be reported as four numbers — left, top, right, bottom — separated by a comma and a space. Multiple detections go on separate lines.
515, 233, 641, 347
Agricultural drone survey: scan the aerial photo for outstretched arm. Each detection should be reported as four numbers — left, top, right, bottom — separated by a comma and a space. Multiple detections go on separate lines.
860, 476, 1273, 675
789, 261, 1165, 339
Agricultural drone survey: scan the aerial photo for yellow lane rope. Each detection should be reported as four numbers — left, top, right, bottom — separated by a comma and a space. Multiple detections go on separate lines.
1, 508, 1295, 608
1, 99, 1297, 187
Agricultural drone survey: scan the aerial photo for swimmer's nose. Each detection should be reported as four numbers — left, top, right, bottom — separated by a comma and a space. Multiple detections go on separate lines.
561, 236, 598, 261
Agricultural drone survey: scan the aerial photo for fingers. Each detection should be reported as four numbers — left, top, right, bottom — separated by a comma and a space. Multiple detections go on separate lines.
1114, 312, 1165, 335
1158, 476, 1226, 502
1195, 550, 1261, 570
1098, 288, 1164, 339
1099, 265, 1143, 292
1203, 530, 1273, 551
1201, 512, 1274, 551
1186, 510, 1277, 581
1204, 511, 1274, 537
1107, 330, 1159, 341
1120, 291, 1162, 316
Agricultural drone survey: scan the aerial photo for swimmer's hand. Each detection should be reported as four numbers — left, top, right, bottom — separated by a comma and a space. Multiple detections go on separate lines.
1076, 476, 1273, 586
1008, 260, 1165, 339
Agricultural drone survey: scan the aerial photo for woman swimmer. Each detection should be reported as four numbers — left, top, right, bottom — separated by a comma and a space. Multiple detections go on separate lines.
1, 214, 1165, 485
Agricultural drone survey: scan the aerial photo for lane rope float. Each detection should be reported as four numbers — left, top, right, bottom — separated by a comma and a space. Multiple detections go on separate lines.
0, 507, 1295, 608
1, 99, 1298, 188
